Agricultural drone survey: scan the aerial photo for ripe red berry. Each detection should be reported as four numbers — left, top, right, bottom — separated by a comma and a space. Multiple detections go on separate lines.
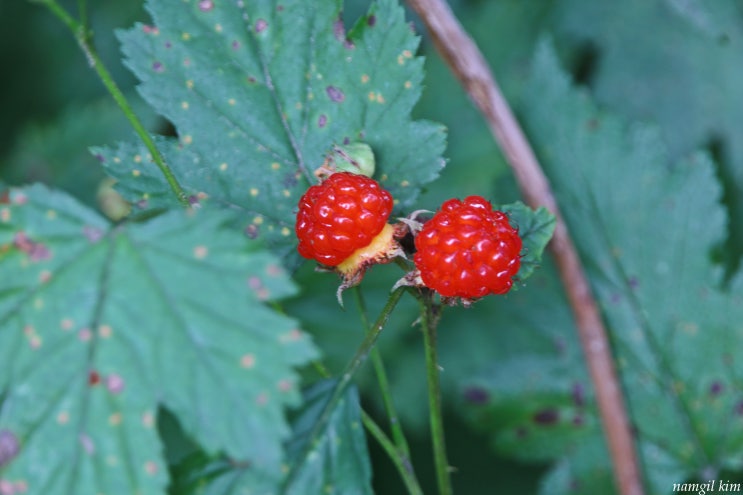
295, 172, 394, 267
413, 196, 522, 299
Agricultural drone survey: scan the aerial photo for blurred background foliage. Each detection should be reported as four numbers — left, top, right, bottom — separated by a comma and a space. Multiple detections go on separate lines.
3, 0, 742, 493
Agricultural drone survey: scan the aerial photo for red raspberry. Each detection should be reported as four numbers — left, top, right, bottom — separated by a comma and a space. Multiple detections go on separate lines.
413, 196, 522, 299
295, 172, 394, 267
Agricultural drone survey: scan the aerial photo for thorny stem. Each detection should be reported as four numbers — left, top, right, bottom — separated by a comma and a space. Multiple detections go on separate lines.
405, 1, 644, 495
35, 0, 190, 208
282, 287, 406, 493
418, 292, 452, 495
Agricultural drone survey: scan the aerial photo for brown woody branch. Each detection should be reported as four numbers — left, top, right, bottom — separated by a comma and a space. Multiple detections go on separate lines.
405, 1, 644, 494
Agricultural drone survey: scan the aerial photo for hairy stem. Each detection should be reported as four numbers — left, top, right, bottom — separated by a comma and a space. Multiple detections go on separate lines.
35, 0, 190, 207
405, 1, 644, 494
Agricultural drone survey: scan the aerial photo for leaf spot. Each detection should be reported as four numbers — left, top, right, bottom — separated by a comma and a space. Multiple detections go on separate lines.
280, 227, 290, 237
198, 0, 214, 12
279, 329, 302, 344
12, 192, 27, 205
142, 411, 155, 428
193, 245, 208, 259
250, 188, 259, 197
46, 209, 57, 220
271, 162, 281, 171
106, 374, 125, 395
231, 40, 240, 50
152, 61, 164, 73
60, 318, 74, 331
245, 224, 259, 239
404, 80, 412, 89
109, 413, 122, 427
219, 163, 228, 171
0, 430, 20, 467
144, 461, 158, 476
181, 101, 189, 110
79, 433, 95, 455
182, 32, 191, 41
78, 328, 92, 342
182, 135, 193, 145
367, 14, 376, 26
326, 86, 345, 103
277, 379, 293, 392
89, 370, 101, 386
56, 411, 70, 425
214, 23, 223, 33
367, 91, 376, 102
403, 49, 413, 59
360, 74, 369, 84
255, 19, 268, 33
710, 381, 724, 396
282, 189, 290, 198
83, 225, 104, 243
376, 93, 385, 104
186, 79, 194, 89
256, 393, 269, 406
463, 387, 489, 405
142, 25, 159, 35
318, 114, 327, 128
98, 325, 112, 339
228, 98, 236, 106
132, 169, 141, 177
241, 354, 256, 369
266, 264, 282, 276
533, 408, 560, 425
0, 208, 9, 223
397, 55, 405, 65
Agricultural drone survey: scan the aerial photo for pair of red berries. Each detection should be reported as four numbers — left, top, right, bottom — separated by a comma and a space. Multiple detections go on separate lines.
295, 172, 522, 301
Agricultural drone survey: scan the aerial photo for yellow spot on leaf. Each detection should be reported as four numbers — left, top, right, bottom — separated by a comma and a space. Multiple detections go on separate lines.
182, 32, 191, 41
60, 318, 74, 331
219, 163, 228, 171
281, 227, 290, 236
228, 98, 236, 106
57, 411, 70, 425
253, 216, 264, 225
376, 93, 385, 104
401, 180, 410, 187
279, 329, 302, 343
29, 335, 42, 349
181, 101, 189, 110
193, 245, 208, 259
282, 189, 291, 198
46, 209, 57, 220
113, 156, 121, 164
132, 169, 141, 177
186, 79, 194, 89
215, 23, 223, 33
39, 270, 52, 283
361, 74, 370, 84
99, 325, 113, 339
109, 413, 122, 426
403, 49, 413, 58
0, 208, 10, 223
250, 188, 259, 197
271, 162, 280, 170
134, 154, 142, 163
295, 102, 302, 110
142, 411, 155, 428
241, 354, 256, 369
404, 80, 412, 89
397, 55, 404, 65
182, 135, 193, 145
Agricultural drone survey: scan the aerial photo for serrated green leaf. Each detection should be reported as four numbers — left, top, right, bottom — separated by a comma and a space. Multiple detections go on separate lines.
96, 0, 445, 257
0, 185, 317, 495
486, 39, 743, 493
501, 202, 555, 282
283, 379, 372, 495
169, 379, 372, 495
554, 0, 743, 269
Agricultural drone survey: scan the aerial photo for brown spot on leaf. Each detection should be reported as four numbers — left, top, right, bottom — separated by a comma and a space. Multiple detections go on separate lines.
198, 0, 214, 12
326, 86, 345, 103
463, 387, 488, 405
14, 232, 51, 262
318, 114, 327, 128
0, 430, 20, 467
367, 15, 376, 27
533, 408, 560, 425
255, 19, 268, 33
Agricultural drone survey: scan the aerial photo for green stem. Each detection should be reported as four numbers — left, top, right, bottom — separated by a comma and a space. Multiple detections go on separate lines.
282, 287, 406, 493
420, 294, 453, 495
361, 411, 422, 495
35, 0, 190, 207
353, 287, 413, 461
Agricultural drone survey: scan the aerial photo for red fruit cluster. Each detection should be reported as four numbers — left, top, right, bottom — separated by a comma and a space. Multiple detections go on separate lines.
413, 196, 522, 299
295, 172, 394, 267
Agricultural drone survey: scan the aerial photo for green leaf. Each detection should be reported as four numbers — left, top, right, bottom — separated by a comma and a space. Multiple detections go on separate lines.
501, 202, 555, 282
283, 379, 372, 495
167, 379, 372, 495
554, 0, 743, 269
0, 185, 317, 495
473, 39, 743, 493
96, 0, 445, 257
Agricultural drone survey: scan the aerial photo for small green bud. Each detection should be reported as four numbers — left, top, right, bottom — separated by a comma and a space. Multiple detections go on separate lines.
315, 142, 376, 179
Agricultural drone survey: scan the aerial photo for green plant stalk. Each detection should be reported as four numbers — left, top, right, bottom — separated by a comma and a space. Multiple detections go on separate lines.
361, 410, 423, 495
282, 286, 406, 493
36, 0, 190, 207
420, 295, 453, 495
353, 287, 414, 461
